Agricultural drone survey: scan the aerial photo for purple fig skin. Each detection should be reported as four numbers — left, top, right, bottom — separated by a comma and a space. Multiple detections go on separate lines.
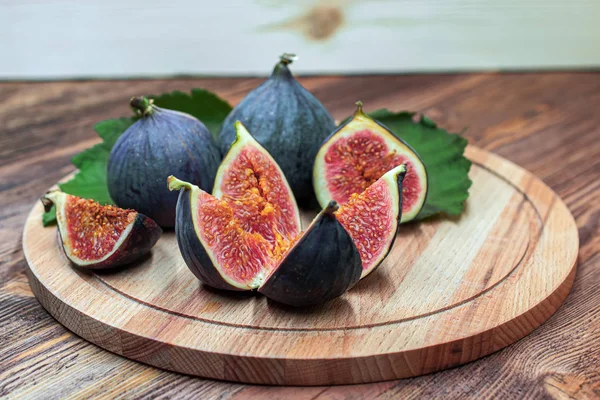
259, 201, 362, 307
68, 213, 162, 270
174, 188, 246, 291
108, 97, 221, 228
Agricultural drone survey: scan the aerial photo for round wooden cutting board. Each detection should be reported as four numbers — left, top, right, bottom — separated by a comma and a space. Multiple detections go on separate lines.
22, 147, 579, 386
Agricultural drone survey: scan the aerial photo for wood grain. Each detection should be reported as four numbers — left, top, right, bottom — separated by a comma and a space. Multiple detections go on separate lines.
2, 1, 600, 78
21, 146, 578, 385
1, 73, 599, 397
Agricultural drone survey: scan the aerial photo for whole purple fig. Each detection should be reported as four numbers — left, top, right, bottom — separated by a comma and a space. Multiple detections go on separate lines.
107, 97, 221, 228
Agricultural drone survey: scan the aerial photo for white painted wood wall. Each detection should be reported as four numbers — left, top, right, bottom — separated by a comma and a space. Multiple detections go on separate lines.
2, 0, 599, 79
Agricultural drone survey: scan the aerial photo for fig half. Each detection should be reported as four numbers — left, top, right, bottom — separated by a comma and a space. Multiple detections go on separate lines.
41, 192, 162, 269
314, 101, 428, 222
212, 121, 301, 246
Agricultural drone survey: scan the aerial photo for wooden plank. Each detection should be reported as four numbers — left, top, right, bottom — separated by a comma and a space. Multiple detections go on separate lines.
1, 1, 600, 79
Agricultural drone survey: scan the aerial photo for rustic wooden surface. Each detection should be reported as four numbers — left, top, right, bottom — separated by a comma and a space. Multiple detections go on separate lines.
1, 73, 599, 397
4, 1, 600, 78
21, 146, 579, 386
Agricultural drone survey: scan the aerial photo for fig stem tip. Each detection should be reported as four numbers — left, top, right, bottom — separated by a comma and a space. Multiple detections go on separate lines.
324, 200, 340, 215
394, 164, 407, 180
355, 101, 364, 115
41, 196, 54, 212
167, 176, 193, 192
279, 53, 298, 65
130, 96, 154, 116
41, 190, 60, 212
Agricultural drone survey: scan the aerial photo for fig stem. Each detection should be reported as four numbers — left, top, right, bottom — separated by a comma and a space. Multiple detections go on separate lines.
167, 176, 194, 192
323, 200, 340, 216
41, 196, 54, 212
382, 164, 407, 181
130, 96, 154, 116
396, 163, 407, 179
279, 53, 297, 65
354, 100, 366, 117
41, 190, 61, 212
233, 120, 253, 146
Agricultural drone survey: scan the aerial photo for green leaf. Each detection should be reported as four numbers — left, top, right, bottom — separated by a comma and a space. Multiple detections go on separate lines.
151, 89, 232, 140
42, 90, 232, 225
94, 117, 137, 149
369, 110, 472, 220
42, 204, 56, 226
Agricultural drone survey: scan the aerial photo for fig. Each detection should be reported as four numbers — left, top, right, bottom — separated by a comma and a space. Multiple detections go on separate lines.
107, 96, 221, 228
168, 177, 361, 306
218, 54, 336, 207
314, 101, 428, 223
41, 191, 162, 269
258, 201, 362, 307
168, 121, 362, 306
336, 164, 406, 278
212, 121, 301, 246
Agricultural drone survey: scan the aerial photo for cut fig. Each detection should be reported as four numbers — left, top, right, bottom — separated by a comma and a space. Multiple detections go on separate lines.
336, 164, 406, 278
41, 191, 162, 269
168, 122, 362, 306
169, 177, 362, 305
259, 201, 362, 307
314, 101, 428, 223
212, 121, 301, 246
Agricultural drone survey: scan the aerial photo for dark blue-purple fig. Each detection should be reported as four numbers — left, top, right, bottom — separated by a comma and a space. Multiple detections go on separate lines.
41, 191, 162, 269
107, 96, 221, 228
218, 54, 336, 208
258, 201, 362, 307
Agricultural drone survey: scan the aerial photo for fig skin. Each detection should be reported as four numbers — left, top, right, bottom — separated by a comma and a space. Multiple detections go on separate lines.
42, 191, 162, 270
218, 54, 336, 208
259, 201, 362, 308
108, 96, 221, 228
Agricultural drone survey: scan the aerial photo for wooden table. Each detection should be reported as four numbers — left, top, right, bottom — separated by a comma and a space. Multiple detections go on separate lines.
1, 73, 599, 399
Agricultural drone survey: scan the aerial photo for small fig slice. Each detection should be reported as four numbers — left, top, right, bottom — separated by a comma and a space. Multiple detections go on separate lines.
169, 177, 361, 305
259, 201, 362, 307
41, 192, 162, 269
314, 101, 428, 222
336, 164, 406, 279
